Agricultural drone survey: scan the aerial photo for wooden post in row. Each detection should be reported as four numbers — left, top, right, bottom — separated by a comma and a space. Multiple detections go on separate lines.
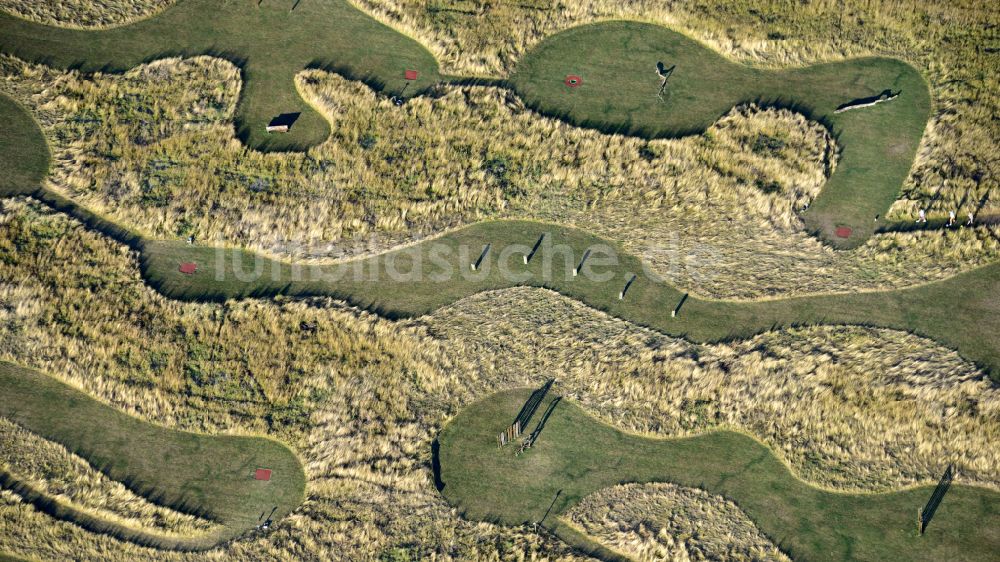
573, 249, 591, 277
524, 234, 545, 264
497, 420, 521, 448
471, 244, 491, 271
619, 274, 637, 300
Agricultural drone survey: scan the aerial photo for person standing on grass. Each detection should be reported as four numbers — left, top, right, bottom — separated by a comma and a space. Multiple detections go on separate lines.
948, 210, 956, 227
967, 212, 975, 226
917, 209, 927, 223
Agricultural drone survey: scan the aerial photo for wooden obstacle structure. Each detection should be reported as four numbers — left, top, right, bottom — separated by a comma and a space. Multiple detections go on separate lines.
516, 432, 535, 455
835, 89, 899, 113
497, 420, 521, 448
497, 379, 555, 448
656, 62, 676, 99
266, 112, 301, 133
471, 243, 491, 271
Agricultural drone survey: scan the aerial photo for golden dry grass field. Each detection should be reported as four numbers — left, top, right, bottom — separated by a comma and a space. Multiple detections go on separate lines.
564, 483, 790, 561
352, 0, 1000, 227
1, 0, 999, 560
1, 55, 997, 298
1, 198, 999, 559
0, 0, 172, 28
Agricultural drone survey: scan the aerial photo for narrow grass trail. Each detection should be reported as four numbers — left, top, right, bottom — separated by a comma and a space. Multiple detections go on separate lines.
0, 6, 993, 557
0, 362, 306, 549
439, 389, 1000, 562
137, 220, 1000, 382
0, 99, 306, 549
0, 3, 930, 244
1, 90, 999, 384
0, 0, 443, 151
513, 22, 930, 247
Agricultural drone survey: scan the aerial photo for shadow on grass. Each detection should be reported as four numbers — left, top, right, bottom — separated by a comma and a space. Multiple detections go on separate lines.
920, 464, 954, 534
538, 488, 562, 525
528, 396, 561, 445
514, 379, 554, 431
836, 89, 899, 112
267, 112, 301, 129
431, 438, 445, 492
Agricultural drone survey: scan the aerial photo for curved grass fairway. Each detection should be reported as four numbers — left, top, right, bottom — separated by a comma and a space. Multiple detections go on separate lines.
512, 21, 931, 247
2, 92, 999, 383
439, 388, 1000, 561
1, 6, 931, 245
0, 95, 48, 196
0, 0, 442, 151
138, 220, 1000, 382
0, 362, 306, 548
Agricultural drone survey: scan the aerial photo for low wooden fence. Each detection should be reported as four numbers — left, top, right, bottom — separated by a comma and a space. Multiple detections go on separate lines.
497, 420, 521, 448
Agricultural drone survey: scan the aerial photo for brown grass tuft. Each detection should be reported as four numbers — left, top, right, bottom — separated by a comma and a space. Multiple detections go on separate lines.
564, 482, 790, 561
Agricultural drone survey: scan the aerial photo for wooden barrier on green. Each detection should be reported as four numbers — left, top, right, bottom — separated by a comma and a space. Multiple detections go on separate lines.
496, 420, 521, 448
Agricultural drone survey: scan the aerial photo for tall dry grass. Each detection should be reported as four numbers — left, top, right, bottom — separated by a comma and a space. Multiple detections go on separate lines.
1, 196, 999, 558
2, 55, 997, 298
0, 418, 220, 539
0, 198, 584, 560
564, 482, 790, 561
0, 0, 173, 28
420, 287, 1000, 492
348, 0, 1000, 238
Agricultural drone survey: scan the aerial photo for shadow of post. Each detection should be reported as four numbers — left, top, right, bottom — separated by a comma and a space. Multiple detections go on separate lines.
835, 89, 899, 112
920, 464, 954, 534
672, 292, 689, 318
431, 438, 444, 492
513, 379, 554, 431
539, 489, 562, 525
528, 396, 561, 444
526, 233, 545, 264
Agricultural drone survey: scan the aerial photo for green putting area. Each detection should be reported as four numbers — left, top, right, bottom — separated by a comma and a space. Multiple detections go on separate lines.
0, 0, 442, 151
512, 21, 931, 247
0, 95, 48, 196
138, 219, 1000, 382
0, 362, 306, 548
438, 388, 1000, 561
1, 8, 931, 246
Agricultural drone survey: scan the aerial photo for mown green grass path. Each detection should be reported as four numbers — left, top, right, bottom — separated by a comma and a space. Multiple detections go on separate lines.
139, 221, 1000, 383
0, 99, 306, 548
513, 22, 931, 247
439, 389, 1000, 561
0, 4, 930, 245
1, 90, 998, 384
0, 362, 306, 549
0, 0, 442, 151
